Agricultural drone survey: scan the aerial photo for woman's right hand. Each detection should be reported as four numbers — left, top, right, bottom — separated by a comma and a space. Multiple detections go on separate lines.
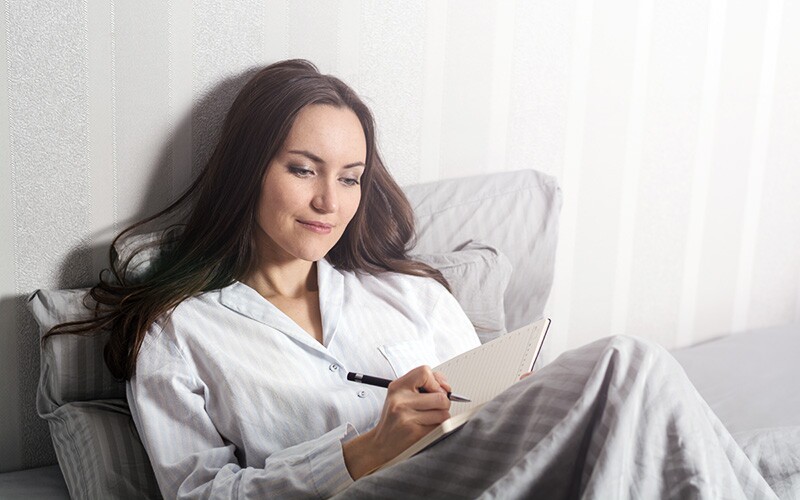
342, 365, 452, 479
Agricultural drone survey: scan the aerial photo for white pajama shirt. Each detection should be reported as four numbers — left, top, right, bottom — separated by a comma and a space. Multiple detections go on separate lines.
127, 258, 481, 499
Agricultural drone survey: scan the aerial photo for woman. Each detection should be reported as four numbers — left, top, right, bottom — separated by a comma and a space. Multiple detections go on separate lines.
47, 59, 776, 499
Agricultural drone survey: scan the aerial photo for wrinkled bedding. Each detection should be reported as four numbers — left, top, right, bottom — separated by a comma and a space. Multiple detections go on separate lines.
735, 427, 800, 499
336, 336, 780, 499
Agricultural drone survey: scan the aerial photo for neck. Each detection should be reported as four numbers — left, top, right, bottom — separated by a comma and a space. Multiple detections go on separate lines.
243, 259, 318, 299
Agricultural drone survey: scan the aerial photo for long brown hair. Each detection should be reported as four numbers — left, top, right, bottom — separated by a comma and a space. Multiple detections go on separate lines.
45, 59, 449, 380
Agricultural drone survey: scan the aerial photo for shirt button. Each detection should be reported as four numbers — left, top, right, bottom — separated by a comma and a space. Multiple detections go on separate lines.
329, 364, 339, 372
357, 390, 366, 398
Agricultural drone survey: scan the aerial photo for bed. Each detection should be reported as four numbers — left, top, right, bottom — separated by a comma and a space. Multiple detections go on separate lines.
2, 169, 798, 498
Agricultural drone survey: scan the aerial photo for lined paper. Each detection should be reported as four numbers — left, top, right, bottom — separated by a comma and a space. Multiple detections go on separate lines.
437, 318, 550, 417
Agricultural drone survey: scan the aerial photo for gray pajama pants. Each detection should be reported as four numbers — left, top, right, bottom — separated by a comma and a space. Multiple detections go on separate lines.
336, 335, 778, 499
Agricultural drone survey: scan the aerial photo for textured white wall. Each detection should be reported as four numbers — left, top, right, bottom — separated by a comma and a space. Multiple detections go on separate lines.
1, 0, 798, 473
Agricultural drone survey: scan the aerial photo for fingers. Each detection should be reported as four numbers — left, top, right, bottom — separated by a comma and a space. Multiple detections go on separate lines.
386, 366, 451, 413
411, 409, 451, 426
383, 398, 450, 425
411, 391, 451, 411
413, 366, 446, 394
433, 371, 452, 393
385, 386, 450, 412
391, 365, 448, 395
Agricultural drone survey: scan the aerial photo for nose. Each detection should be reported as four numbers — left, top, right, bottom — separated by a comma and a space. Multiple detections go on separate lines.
311, 179, 338, 214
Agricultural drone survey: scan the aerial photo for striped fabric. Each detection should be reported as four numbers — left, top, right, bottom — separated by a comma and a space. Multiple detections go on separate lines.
336, 335, 779, 499
736, 427, 800, 498
28, 289, 125, 413
127, 258, 482, 498
47, 400, 161, 499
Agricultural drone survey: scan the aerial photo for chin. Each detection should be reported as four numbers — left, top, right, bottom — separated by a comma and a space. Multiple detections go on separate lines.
281, 229, 347, 262
292, 246, 334, 263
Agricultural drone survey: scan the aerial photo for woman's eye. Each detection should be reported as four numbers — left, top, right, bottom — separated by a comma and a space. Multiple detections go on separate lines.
289, 166, 313, 177
341, 177, 360, 187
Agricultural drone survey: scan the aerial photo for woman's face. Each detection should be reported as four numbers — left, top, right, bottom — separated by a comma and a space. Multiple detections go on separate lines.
253, 104, 367, 265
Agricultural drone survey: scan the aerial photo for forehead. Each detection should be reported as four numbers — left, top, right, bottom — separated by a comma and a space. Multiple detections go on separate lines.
281, 104, 367, 160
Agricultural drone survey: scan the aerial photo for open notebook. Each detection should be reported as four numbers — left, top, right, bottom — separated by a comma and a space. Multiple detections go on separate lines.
374, 318, 551, 472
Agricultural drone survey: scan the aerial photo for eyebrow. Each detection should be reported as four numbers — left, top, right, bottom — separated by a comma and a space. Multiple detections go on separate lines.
287, 149, 365, 169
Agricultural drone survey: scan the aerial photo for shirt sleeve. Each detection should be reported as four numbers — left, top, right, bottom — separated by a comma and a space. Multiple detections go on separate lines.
428, 286, 482, 362
127, 324, 357, 500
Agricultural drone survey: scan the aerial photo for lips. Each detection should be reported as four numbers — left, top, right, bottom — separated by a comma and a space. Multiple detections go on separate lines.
298, 219, 334, 234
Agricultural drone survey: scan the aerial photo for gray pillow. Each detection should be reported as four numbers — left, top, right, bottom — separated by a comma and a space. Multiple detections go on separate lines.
404, 169, 561, 332
28, 289, 125, 413
412, 240, 512, 344
47, 400, 161, 499
28, 291, 159, 499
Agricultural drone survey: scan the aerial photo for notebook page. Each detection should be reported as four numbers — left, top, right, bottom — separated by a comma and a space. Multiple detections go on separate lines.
436, 319, 549, 418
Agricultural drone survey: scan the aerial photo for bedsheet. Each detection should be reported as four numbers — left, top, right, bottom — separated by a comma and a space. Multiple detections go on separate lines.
672, 323, 800, 434
673, 323, 800, 498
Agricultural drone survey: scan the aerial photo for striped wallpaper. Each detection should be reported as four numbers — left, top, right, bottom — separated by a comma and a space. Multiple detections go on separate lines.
1, 0, 798, 473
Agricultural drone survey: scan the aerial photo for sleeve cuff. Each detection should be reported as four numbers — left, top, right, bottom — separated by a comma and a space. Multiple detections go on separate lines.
308, 423, 359, 498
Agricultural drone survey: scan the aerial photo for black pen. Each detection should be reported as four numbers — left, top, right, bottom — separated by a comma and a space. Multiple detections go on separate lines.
346, 372, 471, 402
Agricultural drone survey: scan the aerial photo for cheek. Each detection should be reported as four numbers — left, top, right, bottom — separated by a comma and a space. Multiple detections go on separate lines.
343, 192, 362, 221
261, 182, 302, 218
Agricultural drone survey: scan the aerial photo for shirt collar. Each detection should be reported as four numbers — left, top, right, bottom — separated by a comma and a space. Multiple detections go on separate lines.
217, 257, 345, 350
317, 258, 344, 347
